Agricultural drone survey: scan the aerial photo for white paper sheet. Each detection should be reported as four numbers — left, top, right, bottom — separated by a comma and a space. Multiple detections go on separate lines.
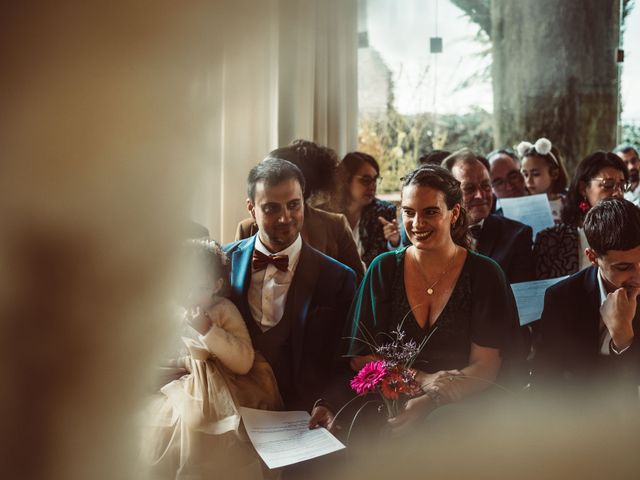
499, 193, 555, 239
511, 276, 568, 325
239, 407, 345, 469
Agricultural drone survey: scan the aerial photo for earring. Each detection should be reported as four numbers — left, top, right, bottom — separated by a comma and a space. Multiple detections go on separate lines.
579, 198, 590, 213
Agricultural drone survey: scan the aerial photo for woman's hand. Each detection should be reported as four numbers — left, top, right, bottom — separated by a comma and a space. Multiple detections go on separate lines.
418, 369, 465, 404
378, 216, 400, 247
387, 393, 436, 436
308, 405, 336, 431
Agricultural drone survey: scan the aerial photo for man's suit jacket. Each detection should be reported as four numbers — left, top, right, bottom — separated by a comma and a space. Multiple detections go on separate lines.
235, 204, 365, 281
223, 235, 356, 409
534, 266, 640, 392
477, 214, 534, 284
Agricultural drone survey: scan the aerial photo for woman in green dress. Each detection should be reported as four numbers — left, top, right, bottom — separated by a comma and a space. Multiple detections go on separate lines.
346, 165, 520, 433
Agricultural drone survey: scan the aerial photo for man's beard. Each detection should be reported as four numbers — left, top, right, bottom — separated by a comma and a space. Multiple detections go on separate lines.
630, 169, 639, 184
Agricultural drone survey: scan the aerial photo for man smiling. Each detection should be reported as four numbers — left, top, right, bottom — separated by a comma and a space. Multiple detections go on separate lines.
535, 198, 640, 393
443, 149, 534, 283
223, 158, 356, 415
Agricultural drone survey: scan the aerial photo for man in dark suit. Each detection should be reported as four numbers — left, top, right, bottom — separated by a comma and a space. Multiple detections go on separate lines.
224, 158, 356, 419
535, 198, 640, 394
233, 141, 365, 281
443, 149, 534, 283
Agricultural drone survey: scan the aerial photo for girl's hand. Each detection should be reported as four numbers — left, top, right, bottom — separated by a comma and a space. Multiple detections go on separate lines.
187, 307, 212, 335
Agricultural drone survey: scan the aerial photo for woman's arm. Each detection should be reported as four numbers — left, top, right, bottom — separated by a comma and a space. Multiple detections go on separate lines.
422, 343, 501, 403
388, 343, 501, 434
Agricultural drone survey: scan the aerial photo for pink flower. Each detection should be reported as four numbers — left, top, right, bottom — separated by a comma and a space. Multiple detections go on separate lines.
350, 360, 387, 395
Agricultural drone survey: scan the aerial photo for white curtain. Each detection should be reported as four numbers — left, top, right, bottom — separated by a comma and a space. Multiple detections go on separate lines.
191, 0, 358, 243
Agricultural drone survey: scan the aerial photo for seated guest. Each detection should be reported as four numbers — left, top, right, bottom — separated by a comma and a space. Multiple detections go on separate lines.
516, 138, 568, 223
534, 198, 640, 394
224, 158, 356, 414
324, 165, 521, 433
418, 149, 451, 166
235, 140, 365, 281
533, 151, 629, 279
487, 148, 529, 199
614, 143, 640, 205
443, 149, 534, 283
321, 152, 398, 266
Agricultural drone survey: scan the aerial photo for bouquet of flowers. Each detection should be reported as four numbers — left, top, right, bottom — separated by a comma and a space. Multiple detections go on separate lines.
347, 324, 436, 418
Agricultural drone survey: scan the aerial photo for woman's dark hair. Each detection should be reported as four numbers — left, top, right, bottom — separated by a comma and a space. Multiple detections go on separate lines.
268, 139, 338, 200
562, 151, 629, 227
401, 165, 470, 249
329, 151, 380, 211
521, 145, 568, 194
584, 198, 640, 255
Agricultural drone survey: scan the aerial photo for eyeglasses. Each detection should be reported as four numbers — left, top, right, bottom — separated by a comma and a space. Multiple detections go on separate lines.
354, 175, 382, 187
461, 182, 493, 196
491, 170, 525, 190
590, 177, 630, 193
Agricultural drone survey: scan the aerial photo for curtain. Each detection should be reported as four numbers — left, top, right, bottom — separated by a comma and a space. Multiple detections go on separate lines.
191, 0, 358, 243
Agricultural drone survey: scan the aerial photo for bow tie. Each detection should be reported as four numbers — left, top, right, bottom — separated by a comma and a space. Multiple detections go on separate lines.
469, 224, 482, 240
252, 249, 289, 272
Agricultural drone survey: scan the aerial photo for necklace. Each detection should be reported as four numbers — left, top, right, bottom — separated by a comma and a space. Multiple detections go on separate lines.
411, 246, 458, 295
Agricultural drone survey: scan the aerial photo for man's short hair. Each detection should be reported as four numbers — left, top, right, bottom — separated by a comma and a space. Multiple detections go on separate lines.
418, 150, 451, 166
613, 143, 639, 157
441, 148, 488, 172
487, 148, 519, 165
247, 157, 305, 202
584, 198, 640, 255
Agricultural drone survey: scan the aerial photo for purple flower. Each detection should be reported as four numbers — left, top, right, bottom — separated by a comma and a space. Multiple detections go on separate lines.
350, 360, 387, 395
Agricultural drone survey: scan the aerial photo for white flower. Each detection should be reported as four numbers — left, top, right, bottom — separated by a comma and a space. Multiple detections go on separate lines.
534, 137, 552, 155
515, 141, 533, 158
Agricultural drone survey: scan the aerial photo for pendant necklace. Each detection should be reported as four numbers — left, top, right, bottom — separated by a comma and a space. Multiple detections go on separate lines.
411, 246, 458, 295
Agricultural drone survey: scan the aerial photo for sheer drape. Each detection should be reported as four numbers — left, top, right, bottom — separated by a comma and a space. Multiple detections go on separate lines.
192, 0, 358, 243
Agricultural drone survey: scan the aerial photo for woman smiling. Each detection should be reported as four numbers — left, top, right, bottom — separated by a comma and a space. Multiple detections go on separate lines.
345, 165, 521, 433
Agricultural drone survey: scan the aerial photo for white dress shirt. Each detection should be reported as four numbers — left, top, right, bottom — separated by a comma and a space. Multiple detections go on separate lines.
624, 184, 640, 206
248, 234, 302, 332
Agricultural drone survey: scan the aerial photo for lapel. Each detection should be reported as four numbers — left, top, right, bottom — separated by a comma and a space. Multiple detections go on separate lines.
477, 214, 499, 257
580, 266, 602, 347
230, 236, 256, 320
289, 242, 320, 374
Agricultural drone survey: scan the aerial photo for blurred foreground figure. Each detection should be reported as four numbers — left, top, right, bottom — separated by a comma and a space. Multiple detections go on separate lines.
0, 3, 223, 479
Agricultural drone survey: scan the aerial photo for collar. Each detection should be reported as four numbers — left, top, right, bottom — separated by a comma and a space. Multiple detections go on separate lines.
254, 234, 302, 273
470, 218, 486, 229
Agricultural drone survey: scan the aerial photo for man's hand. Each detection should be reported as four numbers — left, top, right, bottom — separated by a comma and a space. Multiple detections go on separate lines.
309, 405, 335, 431
600, 287, 639, 350
378, 216, 400, 247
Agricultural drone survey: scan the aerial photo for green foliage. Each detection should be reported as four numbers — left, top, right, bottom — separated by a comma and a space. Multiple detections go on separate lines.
358, 107, 494, 193
621, 121, 640, 147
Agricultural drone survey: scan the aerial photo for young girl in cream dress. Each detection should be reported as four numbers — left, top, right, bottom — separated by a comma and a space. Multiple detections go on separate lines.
142, 239, 282, 479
